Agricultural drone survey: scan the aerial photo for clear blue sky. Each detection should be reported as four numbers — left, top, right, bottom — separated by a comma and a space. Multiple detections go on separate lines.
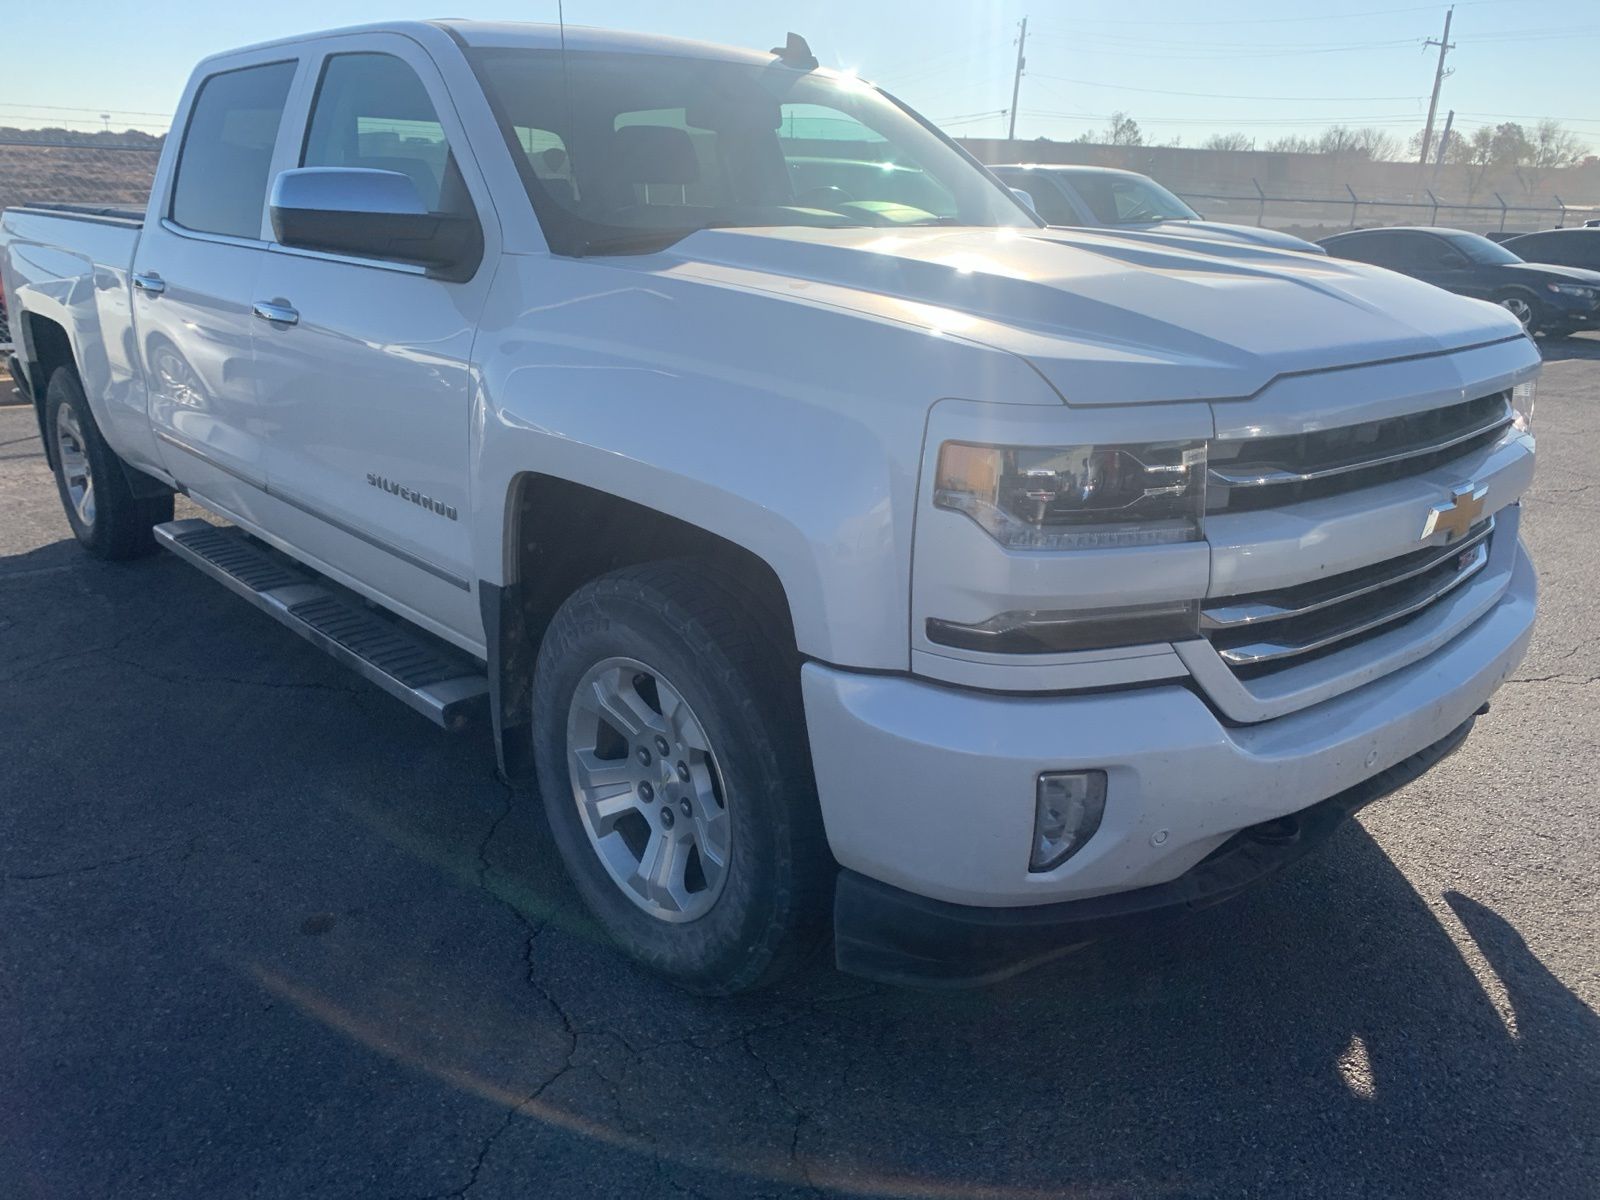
6, 0, 1596, 151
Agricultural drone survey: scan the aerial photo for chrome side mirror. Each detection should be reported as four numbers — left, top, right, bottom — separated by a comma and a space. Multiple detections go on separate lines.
270, 168, 482, 280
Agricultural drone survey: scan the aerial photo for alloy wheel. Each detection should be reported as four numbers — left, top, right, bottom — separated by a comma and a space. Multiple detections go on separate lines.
1499, 295, 1534, 328
54, 401, 96, 528
565, 656, 731, 923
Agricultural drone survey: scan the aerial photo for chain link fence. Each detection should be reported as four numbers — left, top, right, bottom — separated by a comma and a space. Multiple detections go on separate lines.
1, 139, 162, 349
1173, 182, 1589, 242
0, 138, 160, 216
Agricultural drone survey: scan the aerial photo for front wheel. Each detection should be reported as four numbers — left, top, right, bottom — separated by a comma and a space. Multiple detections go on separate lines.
1495, 290, 1539, 331
45, 367, 172, 559
532, 561, 831, 994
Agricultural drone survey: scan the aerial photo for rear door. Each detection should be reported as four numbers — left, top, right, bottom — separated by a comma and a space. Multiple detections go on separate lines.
140, 53, 303, 521
251, 34, 498, 644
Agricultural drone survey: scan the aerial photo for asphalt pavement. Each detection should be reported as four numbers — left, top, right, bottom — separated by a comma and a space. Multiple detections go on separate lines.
1, 342, 1597, 1200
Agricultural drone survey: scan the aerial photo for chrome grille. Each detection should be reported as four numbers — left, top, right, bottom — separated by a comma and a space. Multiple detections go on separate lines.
1203, 519, 1493, 677
1207, 392, 1513, 514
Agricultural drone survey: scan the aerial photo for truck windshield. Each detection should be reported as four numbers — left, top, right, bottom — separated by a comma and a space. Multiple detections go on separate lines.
467, 48, 1039, 255
1068, 173, 1200, 225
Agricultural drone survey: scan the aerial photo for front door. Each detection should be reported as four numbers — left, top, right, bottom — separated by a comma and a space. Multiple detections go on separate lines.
140, 56, 301, 522
251, 38, 497, 645
1410, 235, 1483, 300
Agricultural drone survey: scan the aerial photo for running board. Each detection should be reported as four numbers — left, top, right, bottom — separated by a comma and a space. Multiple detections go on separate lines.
154, 519, 488, 730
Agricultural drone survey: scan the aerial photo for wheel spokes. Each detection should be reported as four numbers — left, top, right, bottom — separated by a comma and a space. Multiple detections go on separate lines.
566, 655, 733, 924
633, 828, 693, 912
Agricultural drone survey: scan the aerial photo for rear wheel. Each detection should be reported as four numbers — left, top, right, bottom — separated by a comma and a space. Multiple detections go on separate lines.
532, 561, 831, 994
45, 367, 173, 559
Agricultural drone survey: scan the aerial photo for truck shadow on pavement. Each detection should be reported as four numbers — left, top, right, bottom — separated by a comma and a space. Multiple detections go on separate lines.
2, 540, 1596, 1199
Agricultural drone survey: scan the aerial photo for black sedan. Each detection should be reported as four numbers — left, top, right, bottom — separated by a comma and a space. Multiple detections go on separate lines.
1501, 227, 1600, 273
1318, 226, 1600, 337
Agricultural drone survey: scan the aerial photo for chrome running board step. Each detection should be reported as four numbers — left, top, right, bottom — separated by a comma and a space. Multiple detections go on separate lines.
154, 519, 488, 729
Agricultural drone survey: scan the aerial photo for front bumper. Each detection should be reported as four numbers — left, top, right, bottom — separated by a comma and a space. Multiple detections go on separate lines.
803, 539, 1535, 974
835, 714, 1475, 987
1546, 292, 1600, 328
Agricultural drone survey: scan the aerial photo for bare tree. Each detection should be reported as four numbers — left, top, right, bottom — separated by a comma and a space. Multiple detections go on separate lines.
1266, 134, 1319, 155
1314, 125, 1398, 161
1202, 132, 1254, 152
1522, 119, 1591, 193
1103, 111, 1143, 147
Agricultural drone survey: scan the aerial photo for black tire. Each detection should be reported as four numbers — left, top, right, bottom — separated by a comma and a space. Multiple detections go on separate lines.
44, 366, 173, 560
1539, 324, 1577, 341
532, 560, 832, 994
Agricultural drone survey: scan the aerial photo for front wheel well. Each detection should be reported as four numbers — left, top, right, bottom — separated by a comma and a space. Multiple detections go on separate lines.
483, 474, 799, 782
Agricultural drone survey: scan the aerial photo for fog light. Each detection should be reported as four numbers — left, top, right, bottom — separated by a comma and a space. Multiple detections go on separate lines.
1031, 771, 1107, 872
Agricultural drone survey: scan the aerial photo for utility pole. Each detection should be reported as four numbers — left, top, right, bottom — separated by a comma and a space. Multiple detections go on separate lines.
1432, 108, 1455, 184
1007, 16, 1027, 142
1417, 6, 1455, 170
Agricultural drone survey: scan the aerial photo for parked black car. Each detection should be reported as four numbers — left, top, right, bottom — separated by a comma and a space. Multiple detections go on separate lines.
1318, 226, 1600, 337
1501, 227, 1600, 273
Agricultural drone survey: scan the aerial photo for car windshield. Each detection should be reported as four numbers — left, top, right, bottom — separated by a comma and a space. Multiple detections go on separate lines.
468, 48, 1039, 255
1067, 172, 1200, 224
1444, 231, 1523, 265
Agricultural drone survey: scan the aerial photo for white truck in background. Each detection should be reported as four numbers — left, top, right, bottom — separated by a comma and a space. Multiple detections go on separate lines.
0, 21, 1538, 992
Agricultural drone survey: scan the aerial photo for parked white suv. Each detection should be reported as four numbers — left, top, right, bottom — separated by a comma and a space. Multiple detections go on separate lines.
0, 21, 1536, 992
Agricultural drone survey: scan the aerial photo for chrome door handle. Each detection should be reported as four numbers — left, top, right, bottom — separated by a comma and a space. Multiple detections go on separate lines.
252, 301, 299, 326
132, 272, 166, 296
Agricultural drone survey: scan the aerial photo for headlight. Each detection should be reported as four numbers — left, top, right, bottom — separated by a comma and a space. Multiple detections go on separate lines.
933, 440, 1206, 550
1512, 379, 1535, 436
1545, 282, 1596, 298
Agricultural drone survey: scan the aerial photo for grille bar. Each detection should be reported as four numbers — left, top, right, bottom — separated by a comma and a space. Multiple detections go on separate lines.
1209, 406, 1514, 489
1202, 519, 1495, 632
1207, 391, 1514, 515
1207, 536, 1490, 668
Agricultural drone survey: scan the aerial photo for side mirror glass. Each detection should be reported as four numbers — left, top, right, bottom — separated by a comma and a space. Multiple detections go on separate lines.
269, 167, 482, 280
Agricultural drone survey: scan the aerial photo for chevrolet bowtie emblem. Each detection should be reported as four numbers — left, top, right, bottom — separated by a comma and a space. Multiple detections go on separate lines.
1422, 483, 1488, 542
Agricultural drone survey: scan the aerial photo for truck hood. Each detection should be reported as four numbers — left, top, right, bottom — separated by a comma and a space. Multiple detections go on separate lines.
663, 225, 1523, 405
1089, 219, 1325, 255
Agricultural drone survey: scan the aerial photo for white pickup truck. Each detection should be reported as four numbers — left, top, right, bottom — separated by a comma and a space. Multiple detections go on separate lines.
0, 21, 1538, 993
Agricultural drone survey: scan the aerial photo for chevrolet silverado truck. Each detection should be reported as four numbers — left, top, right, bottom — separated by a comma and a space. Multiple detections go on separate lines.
0, 21, 1538, 993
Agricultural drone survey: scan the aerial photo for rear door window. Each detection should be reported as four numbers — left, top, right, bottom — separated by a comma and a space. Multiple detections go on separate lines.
1328, 233, 1392, 265
170, 61, 297, 239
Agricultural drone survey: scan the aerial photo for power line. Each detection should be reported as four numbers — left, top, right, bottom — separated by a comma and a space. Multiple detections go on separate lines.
0, 101, 172, 119
1029, 30, 1420, 53
0, 113, 169, 132
1023, 109, 1428, 127
1027, 73, 1425, 103
1029, 0, 1530, 28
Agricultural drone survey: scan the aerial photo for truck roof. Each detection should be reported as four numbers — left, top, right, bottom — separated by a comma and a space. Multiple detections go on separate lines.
203, 19, 777, 70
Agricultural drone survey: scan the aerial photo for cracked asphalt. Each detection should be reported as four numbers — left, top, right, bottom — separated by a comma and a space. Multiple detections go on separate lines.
2, 341, 1597, 1200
